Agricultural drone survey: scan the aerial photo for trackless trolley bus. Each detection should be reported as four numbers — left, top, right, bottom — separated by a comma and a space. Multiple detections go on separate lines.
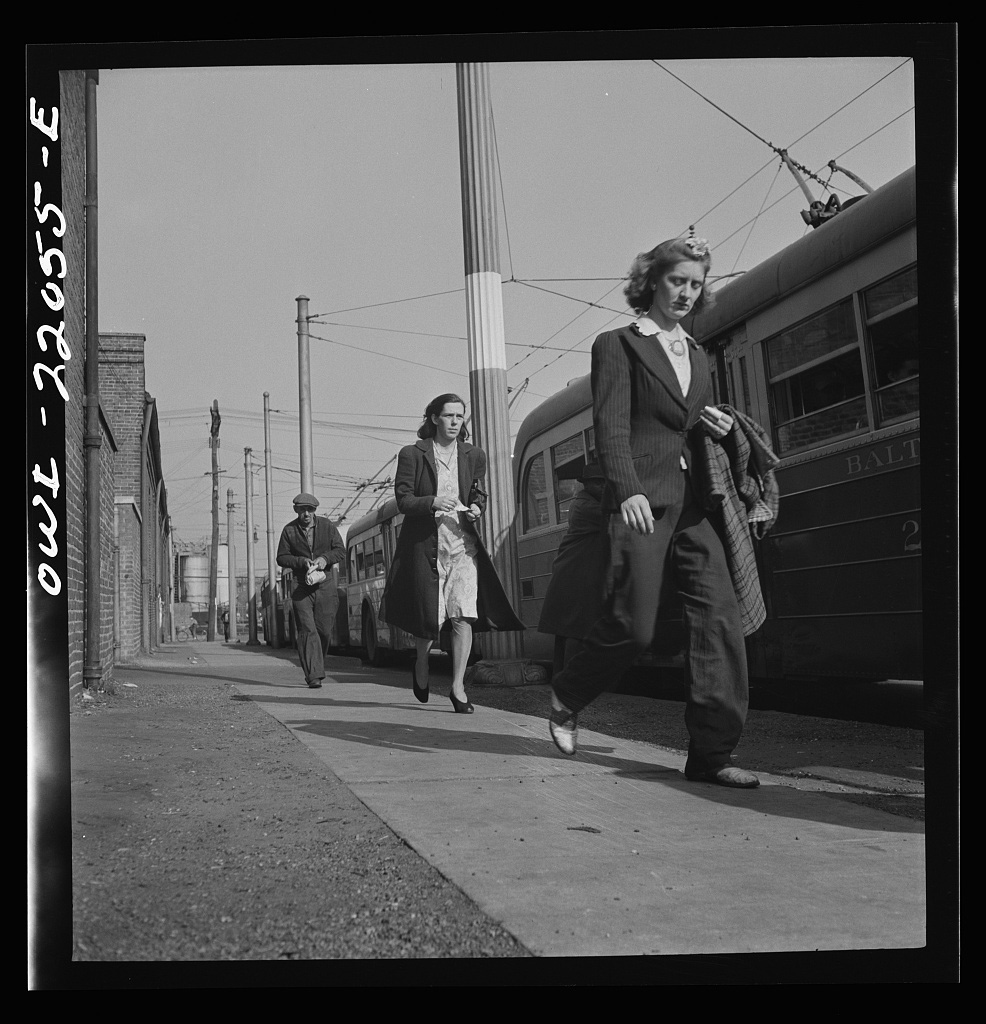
513, 165, 920, 684
344, 497, 412, 664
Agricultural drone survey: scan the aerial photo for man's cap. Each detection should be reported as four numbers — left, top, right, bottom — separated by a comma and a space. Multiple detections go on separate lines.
293, 492, 319, 508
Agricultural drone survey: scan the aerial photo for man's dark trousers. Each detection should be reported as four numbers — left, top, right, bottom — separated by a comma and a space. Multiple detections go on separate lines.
551, 482, 749, 777
292, 586, 338, 685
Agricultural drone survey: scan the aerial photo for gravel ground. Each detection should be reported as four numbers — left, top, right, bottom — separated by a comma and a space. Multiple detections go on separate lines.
66, 652, 925, 971
70, 677, 531, 966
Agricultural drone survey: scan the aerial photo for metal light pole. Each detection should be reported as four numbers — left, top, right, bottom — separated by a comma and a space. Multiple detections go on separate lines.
244, 447, 258, 644
456, 62, 522, 659
296, 295, 314, 495
263, 392, 281, 648
207, 400, 221, 641
226, 488, 237, 643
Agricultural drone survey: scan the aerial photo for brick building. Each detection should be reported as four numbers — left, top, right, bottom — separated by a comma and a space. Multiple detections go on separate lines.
53, 71, 172, 690
99, 333, 172, 661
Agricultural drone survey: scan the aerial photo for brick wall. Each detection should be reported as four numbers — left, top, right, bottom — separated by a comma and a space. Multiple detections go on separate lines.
59, 70, 116, 690
55, 72, 169, 683
60, 70, 86, 691
100, 334, 147, 660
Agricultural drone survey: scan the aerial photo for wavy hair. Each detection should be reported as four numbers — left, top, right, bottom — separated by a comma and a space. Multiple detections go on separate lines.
624, 238, 716, 316
417, 393, 469, 441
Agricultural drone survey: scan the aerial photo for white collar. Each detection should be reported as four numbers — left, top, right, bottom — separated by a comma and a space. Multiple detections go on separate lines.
633, 317, 692, 345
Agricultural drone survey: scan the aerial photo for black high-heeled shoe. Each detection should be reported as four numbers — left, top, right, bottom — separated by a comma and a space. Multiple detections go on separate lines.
449, 692, 474, 714
412, 664, 429, 704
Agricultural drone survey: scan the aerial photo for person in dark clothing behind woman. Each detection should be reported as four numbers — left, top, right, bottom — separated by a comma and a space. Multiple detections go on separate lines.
537, 462, 608, 674
276, 492, 346, 689
379, 393, 524, 713
547, 231, 760, 789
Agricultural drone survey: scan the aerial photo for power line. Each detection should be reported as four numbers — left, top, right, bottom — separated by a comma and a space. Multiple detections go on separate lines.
657, 58, 914, 239
313, 288, 464, 316
508, 278, 629, 317
307, 330, 469, 380
491, 102, 515, 282
308, 320, 467, 341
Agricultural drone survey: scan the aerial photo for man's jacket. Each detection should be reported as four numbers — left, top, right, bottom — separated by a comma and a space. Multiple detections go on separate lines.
276, 515, 346, 598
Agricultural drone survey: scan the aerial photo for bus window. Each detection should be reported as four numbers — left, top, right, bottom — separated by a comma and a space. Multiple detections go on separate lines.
865, 267, 919, 425
372, 534, 386, 576
354, 541, 366, 582
551, 433, 586, 524
522, 452, 550, 532
766, 299, 867, 454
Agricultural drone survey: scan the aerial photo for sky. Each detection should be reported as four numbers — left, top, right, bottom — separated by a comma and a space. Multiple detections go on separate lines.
88, 36, 926, 565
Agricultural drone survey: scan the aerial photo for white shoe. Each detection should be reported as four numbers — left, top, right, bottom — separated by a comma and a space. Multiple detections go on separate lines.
548, 703, 578, 756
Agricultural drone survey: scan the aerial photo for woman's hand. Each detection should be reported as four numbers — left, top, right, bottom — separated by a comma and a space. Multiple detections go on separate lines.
432, 496, 458, 513
464, 503, 481, 521
621, 494, 654, 534
700, 405, 733, 440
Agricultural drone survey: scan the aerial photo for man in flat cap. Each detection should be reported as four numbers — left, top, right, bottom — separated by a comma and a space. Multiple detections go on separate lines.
276, 492, 346, 688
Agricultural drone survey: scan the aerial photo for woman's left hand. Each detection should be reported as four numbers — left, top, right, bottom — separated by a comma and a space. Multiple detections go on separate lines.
700, 405, 733, 439
464, 504, 482, 521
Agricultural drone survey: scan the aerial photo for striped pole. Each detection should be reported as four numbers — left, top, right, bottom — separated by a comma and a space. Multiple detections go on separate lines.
456, 63, 522, 660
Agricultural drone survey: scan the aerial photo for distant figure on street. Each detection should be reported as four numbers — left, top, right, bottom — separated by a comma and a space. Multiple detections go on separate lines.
547, 231, 779, 789
379, 393, 524, 714
276, 492, 346, 688
221, 607, 230, 642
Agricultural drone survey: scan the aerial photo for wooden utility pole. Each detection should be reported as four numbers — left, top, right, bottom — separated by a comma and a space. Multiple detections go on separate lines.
456, 62, 522, 659
226, 488, 237, 642
207, 400, 221, 641
263, 392, 281, 648
244, 447, 258, 644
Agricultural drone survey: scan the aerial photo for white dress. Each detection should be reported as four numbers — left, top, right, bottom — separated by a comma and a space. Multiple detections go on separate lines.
433, 440, 479, 624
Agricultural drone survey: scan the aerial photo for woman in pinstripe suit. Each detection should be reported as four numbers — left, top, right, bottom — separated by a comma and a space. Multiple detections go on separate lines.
547, 233, 760, 789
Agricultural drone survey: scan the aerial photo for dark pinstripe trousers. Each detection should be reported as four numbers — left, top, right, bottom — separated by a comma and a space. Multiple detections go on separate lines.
551, 476, 749, 776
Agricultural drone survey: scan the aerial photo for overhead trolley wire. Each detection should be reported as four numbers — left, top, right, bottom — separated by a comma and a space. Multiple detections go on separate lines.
491, 103, 516, 282
307, 330, 469, 381
308, 320, 467, 341
312, 288, 464, 317
654, 57, 915, 237
728, 161, 785, 278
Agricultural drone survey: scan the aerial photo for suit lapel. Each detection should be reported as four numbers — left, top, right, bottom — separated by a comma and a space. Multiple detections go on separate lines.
624, 329, 689, 412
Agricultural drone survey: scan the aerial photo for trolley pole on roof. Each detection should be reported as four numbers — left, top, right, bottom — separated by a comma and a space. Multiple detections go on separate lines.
244, 447, 259, 645
296, 295, 314, 495
456, 62, 522, 660
263, 392, 281, 647
226, 488, 237, 643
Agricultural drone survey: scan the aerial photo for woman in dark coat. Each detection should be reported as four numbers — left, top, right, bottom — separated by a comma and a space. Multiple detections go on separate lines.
379, 393, 524, 713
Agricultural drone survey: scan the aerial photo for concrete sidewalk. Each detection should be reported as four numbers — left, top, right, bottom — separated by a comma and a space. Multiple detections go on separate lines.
174, 640, 926, 959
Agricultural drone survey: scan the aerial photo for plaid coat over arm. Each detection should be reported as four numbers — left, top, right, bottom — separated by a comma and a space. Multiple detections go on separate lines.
691, 406, 781, 636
